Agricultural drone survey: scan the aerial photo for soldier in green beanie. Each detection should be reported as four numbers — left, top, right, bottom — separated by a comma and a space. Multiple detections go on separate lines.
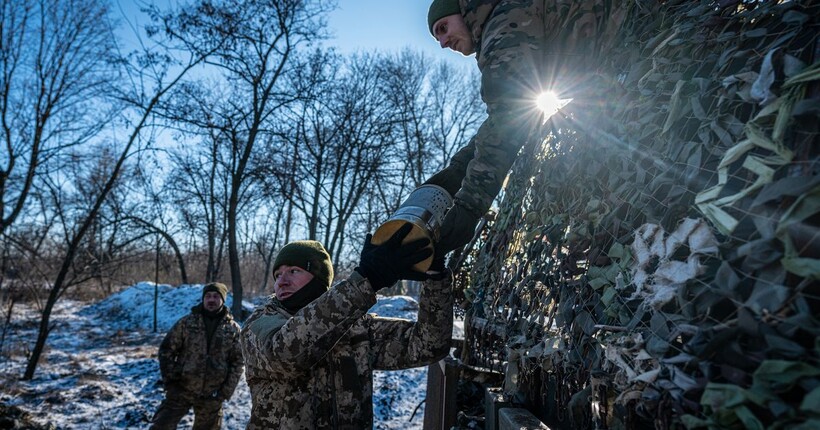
268, 240, 334, 314
150, 282, 244, 429
241, 224, 454, 428
421, 0, 628, 256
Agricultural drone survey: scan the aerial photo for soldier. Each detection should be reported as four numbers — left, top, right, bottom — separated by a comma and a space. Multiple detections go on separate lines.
424, 0, 625, 255
241, 223, 454, 428
151, 282, 244, 430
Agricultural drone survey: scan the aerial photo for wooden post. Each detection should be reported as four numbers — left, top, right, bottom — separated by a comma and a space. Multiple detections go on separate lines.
443, 358, 458, 428
153, 233, 160, 333
423, 358, 459, 429
485, 387, 511, 430
423, 360, 445, 429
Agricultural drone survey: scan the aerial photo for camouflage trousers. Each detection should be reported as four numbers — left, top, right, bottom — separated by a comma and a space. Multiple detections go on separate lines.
149, 385, 223, 430
425, 0, 627, 254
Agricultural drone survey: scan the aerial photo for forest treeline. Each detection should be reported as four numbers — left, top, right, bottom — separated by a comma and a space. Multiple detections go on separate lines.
0, 0, 484, 379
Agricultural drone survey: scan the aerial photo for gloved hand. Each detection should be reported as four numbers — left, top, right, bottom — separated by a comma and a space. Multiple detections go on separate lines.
435, 201, 483, 256
203, 390, 221, 401
355, 223, 432, 291
158, 378, 180, 393
159, 369, 180, 388
426, 257, 449, 281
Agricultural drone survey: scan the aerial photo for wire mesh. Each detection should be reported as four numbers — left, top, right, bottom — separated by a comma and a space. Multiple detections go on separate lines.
456, 1, 818, 428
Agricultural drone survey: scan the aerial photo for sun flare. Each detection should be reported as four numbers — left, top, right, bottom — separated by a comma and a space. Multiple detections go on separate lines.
535, 91, 572, 118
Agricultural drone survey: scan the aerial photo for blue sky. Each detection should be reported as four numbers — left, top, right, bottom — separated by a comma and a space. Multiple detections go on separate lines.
325, 0, 475, 67
115, 0, 475, 68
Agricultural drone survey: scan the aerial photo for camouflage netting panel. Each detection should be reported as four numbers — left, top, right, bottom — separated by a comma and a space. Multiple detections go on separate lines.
457, 1, 819, 429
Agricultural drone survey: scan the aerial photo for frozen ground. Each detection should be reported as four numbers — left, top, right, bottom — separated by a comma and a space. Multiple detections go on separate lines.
0, 282, 462, 429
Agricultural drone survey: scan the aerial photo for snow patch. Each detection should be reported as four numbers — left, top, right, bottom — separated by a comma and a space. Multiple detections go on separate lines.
1, 283, 438, 429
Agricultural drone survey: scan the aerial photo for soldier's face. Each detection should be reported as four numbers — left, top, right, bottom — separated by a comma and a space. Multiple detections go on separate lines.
273, 265, 315, 301
432, 14, 475, 56
203, 291, 224, 312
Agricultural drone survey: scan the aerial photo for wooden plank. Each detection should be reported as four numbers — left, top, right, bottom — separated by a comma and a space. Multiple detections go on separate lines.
423, 360, 445, 430
423, 358, 460, 429
442, 358, 458, 429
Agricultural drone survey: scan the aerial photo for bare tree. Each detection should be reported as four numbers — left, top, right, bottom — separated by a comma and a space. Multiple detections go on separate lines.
249, 204, 288, 292
426, 62, 485, 167
22, 0, 225, 379
322, 54, 398, 260
269, 50, 342, 242
67, 144, 133, 295
1, 181, 62, 308
31, 143, 163, 295
379, 51, 485, 209
380, 50, 432, 191
162, 0, 334, 316
1, 0, 117, 235
125, 154, 192, 286
162, 110, 232, 283
266, 52, 397, 261
259, 50, 484, 262
123, 215, 189, 285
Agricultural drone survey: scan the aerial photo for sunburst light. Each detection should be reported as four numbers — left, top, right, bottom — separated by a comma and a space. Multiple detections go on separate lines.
535, 91, 573, 118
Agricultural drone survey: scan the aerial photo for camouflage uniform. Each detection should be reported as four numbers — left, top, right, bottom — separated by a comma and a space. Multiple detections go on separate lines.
151, 305, 244, 430
427, 0, 627, 252
241, 270, 453, 429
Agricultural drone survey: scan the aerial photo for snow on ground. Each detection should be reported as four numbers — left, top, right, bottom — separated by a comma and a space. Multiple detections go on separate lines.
0, 282, 457, 429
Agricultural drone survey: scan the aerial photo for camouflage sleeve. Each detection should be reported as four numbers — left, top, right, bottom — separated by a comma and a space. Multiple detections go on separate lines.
220, 321, 244, 399
456, 0, 630, 216
478, 0, 626, 103
242, 271, 377, 376
369, 273, 454, 370
454, 0, 549, 216
158, 318, 185, 382
423, 138, 477, 197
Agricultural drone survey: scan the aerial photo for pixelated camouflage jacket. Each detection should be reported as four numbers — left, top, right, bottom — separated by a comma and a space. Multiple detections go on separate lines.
460, 0, 501, 57
158, 304, 244, 399
441, 0, 628, 216
240, 270, 453, 429
462, 0, 627, 99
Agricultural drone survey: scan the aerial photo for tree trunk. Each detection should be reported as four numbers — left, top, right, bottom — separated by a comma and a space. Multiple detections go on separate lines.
22, 51, 205, 379
228, 198, 243, 319
126, 216, 189, 285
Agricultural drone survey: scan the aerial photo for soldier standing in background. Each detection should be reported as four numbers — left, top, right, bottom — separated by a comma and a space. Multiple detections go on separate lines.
240, 224, 454, 429
151, 282, 244, 430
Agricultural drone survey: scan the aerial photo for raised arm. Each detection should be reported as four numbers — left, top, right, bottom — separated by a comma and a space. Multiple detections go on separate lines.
370, 272, 454, 370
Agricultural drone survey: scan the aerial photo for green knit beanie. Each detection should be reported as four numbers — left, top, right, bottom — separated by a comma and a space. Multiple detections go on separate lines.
202, 282, 228, 302
273, 240, 334, 290
427, 0, 461, 35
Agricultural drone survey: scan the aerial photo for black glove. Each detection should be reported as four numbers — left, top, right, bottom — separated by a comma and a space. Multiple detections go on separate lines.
429, 257, 446, 272
426, 257, 450, 281
159, 378, 179, 393
435, 201, 483, 256
355, 223, 433, 291
203, 390, 221, 401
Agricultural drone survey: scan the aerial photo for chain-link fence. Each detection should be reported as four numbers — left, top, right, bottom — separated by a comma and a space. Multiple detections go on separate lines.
455, 1, 818, 428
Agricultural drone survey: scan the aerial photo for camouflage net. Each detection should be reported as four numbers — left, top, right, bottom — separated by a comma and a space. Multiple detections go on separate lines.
456, 1, 819, 429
